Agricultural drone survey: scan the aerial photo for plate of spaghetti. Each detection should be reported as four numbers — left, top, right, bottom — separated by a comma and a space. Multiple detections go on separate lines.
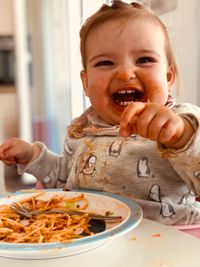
0, 189, 142, 259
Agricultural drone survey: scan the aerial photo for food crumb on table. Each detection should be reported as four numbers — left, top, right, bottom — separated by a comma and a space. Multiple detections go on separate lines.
130, 235, 137, 240
152, 233, 161, 238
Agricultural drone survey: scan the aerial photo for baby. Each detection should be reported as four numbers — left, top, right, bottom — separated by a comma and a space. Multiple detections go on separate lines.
1, 1, 200, 226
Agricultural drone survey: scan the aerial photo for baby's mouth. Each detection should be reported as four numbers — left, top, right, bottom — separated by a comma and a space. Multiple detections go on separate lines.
112, 89, 144, 107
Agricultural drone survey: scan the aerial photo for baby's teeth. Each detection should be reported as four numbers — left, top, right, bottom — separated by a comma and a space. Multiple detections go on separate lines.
119, 101, 124, 106
119, 101, 132, 106
118, 90, 126, 94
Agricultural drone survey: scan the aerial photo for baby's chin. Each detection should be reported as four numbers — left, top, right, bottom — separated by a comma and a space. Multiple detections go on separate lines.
101, 113, 121, 126
94, 104, 122, 125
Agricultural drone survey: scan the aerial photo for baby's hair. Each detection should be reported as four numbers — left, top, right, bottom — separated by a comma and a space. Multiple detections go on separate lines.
80, 0, 178, 83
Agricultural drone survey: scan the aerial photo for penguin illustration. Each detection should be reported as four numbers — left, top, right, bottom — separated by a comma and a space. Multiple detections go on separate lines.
109, 140, 123, 158
179, 193, 196, 205
137, 157, 150, 178
149, 184, 162, 202
193, 170, 200, 179
64, 141, 73, 155
81, 155, 97, 175
160, 200, 176, 218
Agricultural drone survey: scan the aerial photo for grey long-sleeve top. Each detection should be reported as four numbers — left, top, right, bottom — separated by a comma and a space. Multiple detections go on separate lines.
18, 103, 200, 225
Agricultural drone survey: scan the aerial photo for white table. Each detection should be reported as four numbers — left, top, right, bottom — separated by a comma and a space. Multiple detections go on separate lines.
0, 218, 199, 267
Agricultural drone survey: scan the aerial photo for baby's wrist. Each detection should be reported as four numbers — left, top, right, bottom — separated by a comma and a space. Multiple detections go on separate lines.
30, 143, 42, 163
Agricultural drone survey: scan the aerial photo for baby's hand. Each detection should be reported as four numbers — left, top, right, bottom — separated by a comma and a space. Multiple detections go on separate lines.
120, 102, 193, 148
0, 137, 41, 166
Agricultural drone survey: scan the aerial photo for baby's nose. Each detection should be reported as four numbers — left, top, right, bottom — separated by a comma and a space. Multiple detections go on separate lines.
114, 66, 136, 81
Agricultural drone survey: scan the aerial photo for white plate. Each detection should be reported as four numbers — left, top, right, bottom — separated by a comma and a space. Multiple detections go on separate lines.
0, 189, 143, 259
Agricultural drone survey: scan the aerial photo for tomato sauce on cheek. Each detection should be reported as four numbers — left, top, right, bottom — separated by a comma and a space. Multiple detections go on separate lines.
142, 74, 169, 104
87, 73, 110, 99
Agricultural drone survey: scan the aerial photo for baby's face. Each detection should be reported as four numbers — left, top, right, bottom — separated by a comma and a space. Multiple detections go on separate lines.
81, 17, 175, 125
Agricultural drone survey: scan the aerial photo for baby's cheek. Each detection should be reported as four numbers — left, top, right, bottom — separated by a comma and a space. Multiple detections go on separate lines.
147, 88, 168, 104
143, 74, 169, 103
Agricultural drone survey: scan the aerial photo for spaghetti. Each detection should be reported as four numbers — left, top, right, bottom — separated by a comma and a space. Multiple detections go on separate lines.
0, 193, 95, 243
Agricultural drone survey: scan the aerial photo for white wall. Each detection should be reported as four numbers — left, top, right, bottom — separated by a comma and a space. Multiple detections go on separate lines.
0, 0, 14, 34
160, 0, 199, 105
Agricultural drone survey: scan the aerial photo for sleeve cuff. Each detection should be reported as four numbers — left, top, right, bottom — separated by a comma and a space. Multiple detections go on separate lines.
17, 142, 58, 179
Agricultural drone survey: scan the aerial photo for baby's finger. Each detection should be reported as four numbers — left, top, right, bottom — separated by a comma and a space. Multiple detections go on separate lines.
158, 118, 184, 144
0, 144, 18, 162
0, 140, 14, 154
2, 158, 17, 166
120, 102, 146, 137
144, 115, 168, 140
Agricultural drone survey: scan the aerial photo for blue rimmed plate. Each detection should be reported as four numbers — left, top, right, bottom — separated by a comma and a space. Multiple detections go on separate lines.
0, 189, 143, 259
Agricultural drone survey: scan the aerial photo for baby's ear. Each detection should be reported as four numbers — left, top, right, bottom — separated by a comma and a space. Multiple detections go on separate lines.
80, 70, 89, 96
167, 66, 176, 89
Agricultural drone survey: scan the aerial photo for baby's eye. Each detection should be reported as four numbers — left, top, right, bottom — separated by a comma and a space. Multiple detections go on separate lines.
136, 57, 155, 64
95, 60, 113, 67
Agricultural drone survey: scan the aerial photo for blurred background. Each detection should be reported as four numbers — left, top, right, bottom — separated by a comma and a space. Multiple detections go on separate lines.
0, 0, 200, 192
